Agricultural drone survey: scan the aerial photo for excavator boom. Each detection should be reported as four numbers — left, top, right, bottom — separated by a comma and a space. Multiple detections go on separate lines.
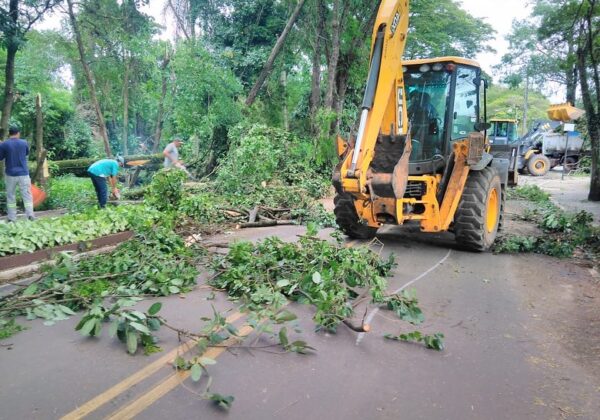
342, 0, 409, 192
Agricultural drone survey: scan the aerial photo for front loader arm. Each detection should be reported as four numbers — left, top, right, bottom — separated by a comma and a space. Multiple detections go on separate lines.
340, 0, 409, 196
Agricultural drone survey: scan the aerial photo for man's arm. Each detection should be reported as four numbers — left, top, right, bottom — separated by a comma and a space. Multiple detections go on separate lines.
109, 162, 119, 193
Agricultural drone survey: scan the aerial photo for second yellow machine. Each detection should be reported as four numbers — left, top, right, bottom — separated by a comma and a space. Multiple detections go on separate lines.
332, 0, 510, 251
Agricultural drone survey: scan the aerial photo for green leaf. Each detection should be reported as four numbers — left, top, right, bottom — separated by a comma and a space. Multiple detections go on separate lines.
207, 393, 234, 410
278, 327, 289, 347
23, 284, 38, 296
148, 302, 162, 316
289, 340, 315, 354
312, 272, 322, 284
225, 324, 238, 337
196, 338, 209, 354
276, 279, 290, 287
126, 331, 138, 354
58, 305, 76, 315
208, 332, 226, 345
147, 318, 161, 331
129, 322, 151, 335
190, 363, 203, 382
174, 356, 187, 369
168, 285, 181, 294
79, 318, 97, 336
109, 321, 119, 338
199, 357, 217, 366
274, 310, 297, 323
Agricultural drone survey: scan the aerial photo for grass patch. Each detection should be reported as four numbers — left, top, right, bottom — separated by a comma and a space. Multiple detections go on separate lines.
506, 185, 550, 203
0, 319, 26, 339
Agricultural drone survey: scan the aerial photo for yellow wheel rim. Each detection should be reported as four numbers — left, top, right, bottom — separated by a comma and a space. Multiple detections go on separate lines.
534, 160, 546, 171
486, 188, 499, 233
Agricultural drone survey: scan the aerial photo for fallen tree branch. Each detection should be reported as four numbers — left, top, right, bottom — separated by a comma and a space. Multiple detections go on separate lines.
238, 220, 296, 229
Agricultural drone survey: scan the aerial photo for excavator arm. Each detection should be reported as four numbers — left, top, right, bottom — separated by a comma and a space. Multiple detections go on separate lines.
339, 0, 410, 196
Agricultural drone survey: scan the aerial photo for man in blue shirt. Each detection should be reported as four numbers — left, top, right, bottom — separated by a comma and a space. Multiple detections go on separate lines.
87, 157, 124, 208
0, 126, 35, 221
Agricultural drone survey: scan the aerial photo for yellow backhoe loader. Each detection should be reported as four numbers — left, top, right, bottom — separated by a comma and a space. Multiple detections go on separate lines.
332, 0, 510, 251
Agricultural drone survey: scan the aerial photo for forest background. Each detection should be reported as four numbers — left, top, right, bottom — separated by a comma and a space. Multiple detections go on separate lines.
1, 0, 599, 198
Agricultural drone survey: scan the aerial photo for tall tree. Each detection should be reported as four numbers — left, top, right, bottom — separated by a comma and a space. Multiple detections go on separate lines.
66, 0, 112, 156
405, 0, 495, 59
0, 0, 58, 139
245, 0, 306, 106
535, 0, 600, 201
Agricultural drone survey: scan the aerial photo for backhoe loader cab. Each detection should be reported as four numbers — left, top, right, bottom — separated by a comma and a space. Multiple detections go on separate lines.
333, 54, 510, 251
403, 58, 485, 165
489, 119, 519, 146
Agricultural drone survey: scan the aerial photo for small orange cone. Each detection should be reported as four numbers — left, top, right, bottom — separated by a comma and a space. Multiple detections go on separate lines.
31, 184, 47, 208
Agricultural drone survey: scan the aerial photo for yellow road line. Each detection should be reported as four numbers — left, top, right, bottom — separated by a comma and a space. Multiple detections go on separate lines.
60, 311, 244, 420
105, 324, 255, 420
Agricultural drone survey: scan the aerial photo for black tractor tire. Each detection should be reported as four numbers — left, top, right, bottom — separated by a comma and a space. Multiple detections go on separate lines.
333, 194, 378, 240
527, 154, 551, 176
454, 167, 503, 252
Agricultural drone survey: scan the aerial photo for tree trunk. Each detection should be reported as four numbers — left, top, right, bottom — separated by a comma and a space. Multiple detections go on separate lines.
332, 1, 380, 133
0, 0, 20, 140
32, 94, 46, 184
0, 44, 17, 141
152, 53, 171, 153
122, 55, 130, 155
324, 0, 341, 111
522, 73, 529, 136
281, 70, 289, 131
67, 0, 112, 157
245, 0, 306, 106
577, 47, 600, 201
566, 42, 578, 104
309, 0, 324, 133
588, 115, 600, 202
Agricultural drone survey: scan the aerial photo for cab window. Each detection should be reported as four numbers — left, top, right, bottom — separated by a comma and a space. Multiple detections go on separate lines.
452, 67, 478, 140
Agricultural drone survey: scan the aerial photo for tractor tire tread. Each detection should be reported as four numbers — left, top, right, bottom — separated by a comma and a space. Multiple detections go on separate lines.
334, 194, 378, 240
454, 166, 502, 252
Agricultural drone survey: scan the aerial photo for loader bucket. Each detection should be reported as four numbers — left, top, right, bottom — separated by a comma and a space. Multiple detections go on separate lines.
546, 103, 585, 122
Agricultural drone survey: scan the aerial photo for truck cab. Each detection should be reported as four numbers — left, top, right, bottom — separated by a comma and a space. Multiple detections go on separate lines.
489, 119, 519, 146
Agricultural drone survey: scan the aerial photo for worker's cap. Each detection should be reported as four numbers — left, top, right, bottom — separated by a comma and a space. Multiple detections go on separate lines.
173, 136, 184, 143
116, 156, 125, 166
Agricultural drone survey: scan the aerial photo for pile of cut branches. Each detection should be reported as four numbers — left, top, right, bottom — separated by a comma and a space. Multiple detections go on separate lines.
497, 185, 599, 264
211, 225, 443, 346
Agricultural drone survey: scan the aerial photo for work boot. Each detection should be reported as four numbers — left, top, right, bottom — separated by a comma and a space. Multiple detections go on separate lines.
28, 216, 36, 221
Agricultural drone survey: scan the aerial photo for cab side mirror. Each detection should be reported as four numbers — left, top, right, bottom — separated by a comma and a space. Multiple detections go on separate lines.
474, 122, 491, 131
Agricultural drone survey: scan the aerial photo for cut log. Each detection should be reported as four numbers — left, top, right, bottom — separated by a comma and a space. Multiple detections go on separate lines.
248, 206, 259, 223
342, 319, 371, 333
239, 220, 296, 229
224, 210, 243, 218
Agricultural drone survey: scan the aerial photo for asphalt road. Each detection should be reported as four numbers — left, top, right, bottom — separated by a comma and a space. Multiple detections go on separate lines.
1, 223, 599, 420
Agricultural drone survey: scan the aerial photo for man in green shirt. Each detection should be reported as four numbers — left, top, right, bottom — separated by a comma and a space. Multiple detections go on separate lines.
87, 157, 124, 208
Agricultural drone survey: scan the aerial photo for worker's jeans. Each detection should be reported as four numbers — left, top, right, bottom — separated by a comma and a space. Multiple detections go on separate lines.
5, 175, 34, 221
89, 172, 108, 208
